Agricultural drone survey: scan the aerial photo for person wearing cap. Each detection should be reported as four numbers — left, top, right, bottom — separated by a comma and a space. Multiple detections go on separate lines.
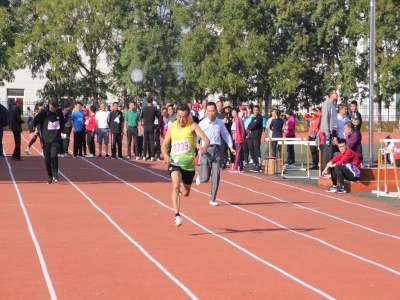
30, 98, 66, 184
142, 87, 157, 110
190, 102, 200, 124
10, 99, 25, 161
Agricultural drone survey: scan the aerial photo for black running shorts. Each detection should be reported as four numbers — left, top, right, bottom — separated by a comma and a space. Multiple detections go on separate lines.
168, 164, 195, 185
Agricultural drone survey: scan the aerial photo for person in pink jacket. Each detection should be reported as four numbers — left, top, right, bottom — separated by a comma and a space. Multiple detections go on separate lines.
230, 108, 246, 173
283, 109, 296, 165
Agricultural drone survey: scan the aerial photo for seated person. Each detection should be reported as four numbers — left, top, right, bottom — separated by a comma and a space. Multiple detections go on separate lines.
323, 138, 361, 194
344, 121, 363, 163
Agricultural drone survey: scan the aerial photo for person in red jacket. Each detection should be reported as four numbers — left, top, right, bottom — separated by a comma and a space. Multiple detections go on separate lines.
230, 108, 246, 173
304, 108, 321, 169
323, 138, 361, 194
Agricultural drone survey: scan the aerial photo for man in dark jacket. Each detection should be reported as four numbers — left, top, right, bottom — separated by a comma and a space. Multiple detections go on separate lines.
0, 103, 10, 157
141, 98, 160, 161
109, 102, 124, 159
247, 105, 263, 172
31, 98, 66, 183
11, 99, 25, 161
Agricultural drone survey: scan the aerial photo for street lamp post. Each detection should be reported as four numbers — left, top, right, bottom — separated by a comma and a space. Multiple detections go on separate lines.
368, 0, 376, 166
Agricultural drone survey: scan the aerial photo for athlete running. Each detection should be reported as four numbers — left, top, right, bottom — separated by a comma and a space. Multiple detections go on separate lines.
161, 104, 210, 227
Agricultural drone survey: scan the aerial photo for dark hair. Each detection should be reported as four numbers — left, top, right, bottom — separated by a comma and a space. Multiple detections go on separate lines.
176, 103, 190, 114
338, 103, 347, 110
147, 98, 153, 104
337, 138, 347, 145
90, 105, 97, 113
350, 100, 358, 106
253, 105, 260, 109
76, 101, 83, 106
327, 88, 336, 98
231, 108, 239, 114
206, 102, 216, 109
167, 104, 174, 109
113, 101, 119, 106
276, 110, 281, 118
344, 121, 354, 130
285, 109, 293, 116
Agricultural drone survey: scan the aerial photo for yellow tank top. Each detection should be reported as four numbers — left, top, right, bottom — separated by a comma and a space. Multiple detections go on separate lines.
170, 119, 196, 171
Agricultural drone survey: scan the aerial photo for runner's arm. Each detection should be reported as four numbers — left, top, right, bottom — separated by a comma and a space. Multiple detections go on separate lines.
161, 126, 172, 164
192, 123, 209, 153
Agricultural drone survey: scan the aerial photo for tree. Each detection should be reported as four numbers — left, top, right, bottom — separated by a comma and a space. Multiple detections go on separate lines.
13, 0, 131, 105
120, 0, 181, 107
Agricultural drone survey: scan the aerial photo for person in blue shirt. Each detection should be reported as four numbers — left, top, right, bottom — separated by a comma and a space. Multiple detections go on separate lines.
71, 101, 85, 157
243, 104, 254, 164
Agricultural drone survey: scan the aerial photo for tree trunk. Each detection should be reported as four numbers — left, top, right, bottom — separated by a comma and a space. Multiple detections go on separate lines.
123, 89, 128, 110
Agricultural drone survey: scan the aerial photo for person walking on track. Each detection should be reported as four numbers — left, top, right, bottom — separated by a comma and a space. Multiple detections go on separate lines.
31, 98, 66, 184
161, 104, 209, 227
10, 99, 25, 161
195, 102, 236, 206
25, 102, 44, 155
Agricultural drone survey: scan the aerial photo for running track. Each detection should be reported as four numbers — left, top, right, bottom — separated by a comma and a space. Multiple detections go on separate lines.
1, 131, 400, 299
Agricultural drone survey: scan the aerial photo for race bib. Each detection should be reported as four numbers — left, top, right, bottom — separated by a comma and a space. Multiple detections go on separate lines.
114, 116, 120, 124
172, 139, 190, 154
48, 121, 60, 130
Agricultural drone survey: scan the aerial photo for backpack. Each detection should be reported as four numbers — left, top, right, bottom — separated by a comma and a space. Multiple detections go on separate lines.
0, 104, 10, 126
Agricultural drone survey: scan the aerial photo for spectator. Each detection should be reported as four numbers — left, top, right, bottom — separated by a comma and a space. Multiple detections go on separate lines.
269, 109, 284, 159
8, 104, 13, 127
304, 108, 321, 170
142, 87, 157, 110
0, 103, 10, 157
110, 102, 123, 159
265, 109, 275, 156
230, 108, 246, 172
85, 106, 97, 157
10, 99, 25, 161
394, 143, 400, 167
142, 97, 160, 161
284, 109, 296, 165
25, 102, 44, 156
26, 107, 33, 131
380, 135, 396, 165
63, 102, 73, 156
95, 102, 110, 158
71, 101, 85, 158
198, 98, 208, 121
191, 102, 200, 123
337, 103, 349, 139
247, 105, 263, 172
244, 104, 254, 164
323, 138, 361, 194
350, 100, 362, 135
124, 102, 141, 160
344, 121, 363, 163
321, 88, 339, 171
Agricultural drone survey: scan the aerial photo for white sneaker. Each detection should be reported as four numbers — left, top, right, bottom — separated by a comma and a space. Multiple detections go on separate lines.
210, 200, 218, 206
325, 186, 337, 193
196, 175, 201, 186
151, 157, 156, 161
60, 154, 64, 158
143, 157, 146, 161
136, 156, 140, 160
249, 159, 253, 164
175, 216, 182, 227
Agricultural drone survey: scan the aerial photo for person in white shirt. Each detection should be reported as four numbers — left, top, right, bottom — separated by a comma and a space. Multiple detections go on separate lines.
381, 136, 396, 164
336, 103, 349, 140
95, 102, 110, 158
198, 98, 208, 121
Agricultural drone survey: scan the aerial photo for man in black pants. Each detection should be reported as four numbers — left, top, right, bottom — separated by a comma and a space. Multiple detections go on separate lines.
110, 102, 123, 159
71, 102, 85, 157
63, 102, 72, 156
31, 98, 66, 184
247, 105, 263, 172
124, 102, 141, 160
141, 98, 160, 161
11, 99, 25, 161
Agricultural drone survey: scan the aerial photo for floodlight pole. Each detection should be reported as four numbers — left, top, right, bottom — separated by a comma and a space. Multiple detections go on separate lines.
368, 0, 375, 166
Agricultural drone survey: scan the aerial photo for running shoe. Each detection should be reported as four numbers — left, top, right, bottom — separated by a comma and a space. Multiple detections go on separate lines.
143, 157, 146, 161
157, 158, 161, 161
335, 187, 347, 194
98, 154, 103, 158
175, 216, 182, 227
85, 154, 94, 158
60, 154, 65, 158
105, 154, 110, 158
47, 177, 52, 184
78, 155, 84, 158
111, 156, 117, 160
249, 159, 253, 164
136, 156, 140, 160
53, 173, 60, 182
196, 175, 201, 186
126, 156, 131, 160
117, 156, 124, 160
25, 149, 31, 155
209, 200, 218, 206
151, 157, 156, 161
325, 186, 337, 193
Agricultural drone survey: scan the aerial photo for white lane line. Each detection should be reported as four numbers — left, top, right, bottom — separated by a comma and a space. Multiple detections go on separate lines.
218, 178, 400, 241
78, 157, 335, 299
23, 138, 198, 300
118, 160, 400, 277
241, 173, 400, 217
2, 150, 57, 300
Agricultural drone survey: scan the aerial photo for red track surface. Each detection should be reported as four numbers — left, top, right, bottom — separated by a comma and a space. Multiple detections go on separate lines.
1, 130, 400, 299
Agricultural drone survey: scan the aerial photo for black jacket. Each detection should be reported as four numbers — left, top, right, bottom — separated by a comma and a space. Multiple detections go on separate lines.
247, 114, 263, 140
64, 109, 72, 127
11, 107, 24, 132
33, 108, 65, 144
109, 110, 123, 134
142, 106, 160, 131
